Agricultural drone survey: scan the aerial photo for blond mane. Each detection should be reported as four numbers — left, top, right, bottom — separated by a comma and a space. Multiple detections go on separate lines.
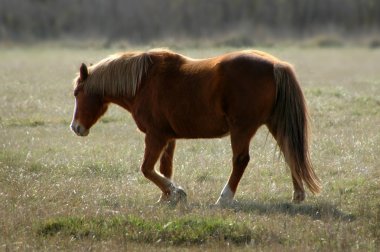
81, 51, 153, 97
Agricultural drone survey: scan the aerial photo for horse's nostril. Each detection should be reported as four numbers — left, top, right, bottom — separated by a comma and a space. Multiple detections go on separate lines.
76, 125, 81, 133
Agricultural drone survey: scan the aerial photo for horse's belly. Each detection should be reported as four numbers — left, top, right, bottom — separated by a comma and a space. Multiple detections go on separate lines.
171, 115, 229, 139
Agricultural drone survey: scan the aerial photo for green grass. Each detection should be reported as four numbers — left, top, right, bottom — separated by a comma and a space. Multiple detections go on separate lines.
0, 45, 379, 251
37, 215, 256, 245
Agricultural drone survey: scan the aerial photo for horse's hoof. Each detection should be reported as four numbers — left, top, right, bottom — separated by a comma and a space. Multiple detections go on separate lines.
169, 186, 187, 206
215, 197, 236, 208
292, 190, 305, 203
158, 186, 187, 206
176, 186, 187, 200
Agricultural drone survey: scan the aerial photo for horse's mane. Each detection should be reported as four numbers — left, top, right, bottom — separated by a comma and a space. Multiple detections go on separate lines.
81, 50, 158, 97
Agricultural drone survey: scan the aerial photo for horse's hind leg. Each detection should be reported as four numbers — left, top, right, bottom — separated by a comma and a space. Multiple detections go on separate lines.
266, 122, 305, 202
216, 127, 257, 205
291, 175, 305, 203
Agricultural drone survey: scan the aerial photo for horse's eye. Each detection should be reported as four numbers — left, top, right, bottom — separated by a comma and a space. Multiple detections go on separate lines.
74, 89, 79, 97
74, 83, 84, 97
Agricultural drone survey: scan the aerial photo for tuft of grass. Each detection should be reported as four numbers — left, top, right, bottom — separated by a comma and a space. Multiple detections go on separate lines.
303, 34, 344, 48
37, 215, 259, 245
369, 38, 380, 48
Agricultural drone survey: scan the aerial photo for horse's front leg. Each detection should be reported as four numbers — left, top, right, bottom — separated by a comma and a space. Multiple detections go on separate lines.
141, 135, 186, 204
159, 140, 176, 179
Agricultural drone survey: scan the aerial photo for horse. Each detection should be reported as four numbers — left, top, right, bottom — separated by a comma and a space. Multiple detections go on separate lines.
70, 48, 321, 205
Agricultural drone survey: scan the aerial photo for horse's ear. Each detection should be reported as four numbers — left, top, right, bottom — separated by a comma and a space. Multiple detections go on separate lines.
79, 63, 88, 81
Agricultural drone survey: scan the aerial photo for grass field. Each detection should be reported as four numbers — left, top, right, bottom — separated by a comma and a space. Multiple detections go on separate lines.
0, 45, 379, 251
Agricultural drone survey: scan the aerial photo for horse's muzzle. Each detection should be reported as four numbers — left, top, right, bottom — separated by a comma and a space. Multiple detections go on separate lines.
70, 121, 89, 137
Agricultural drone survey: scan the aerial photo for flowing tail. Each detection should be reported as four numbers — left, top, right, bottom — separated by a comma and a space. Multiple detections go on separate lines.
268, 62, 321, 195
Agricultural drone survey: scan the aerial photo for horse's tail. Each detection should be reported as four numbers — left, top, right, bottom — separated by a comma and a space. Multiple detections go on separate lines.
268, 62, 321, 195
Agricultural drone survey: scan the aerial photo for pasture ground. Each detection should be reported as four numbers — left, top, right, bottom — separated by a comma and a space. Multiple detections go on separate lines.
0, 45, 379, 251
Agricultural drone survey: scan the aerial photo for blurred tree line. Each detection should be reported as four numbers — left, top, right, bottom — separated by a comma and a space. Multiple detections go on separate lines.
0, 0, 379, 43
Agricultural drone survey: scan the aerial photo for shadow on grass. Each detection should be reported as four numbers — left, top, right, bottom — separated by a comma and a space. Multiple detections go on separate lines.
222, 200, 355, 222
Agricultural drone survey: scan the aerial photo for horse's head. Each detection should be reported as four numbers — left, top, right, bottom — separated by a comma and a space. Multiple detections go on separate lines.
70, 63, 109, 136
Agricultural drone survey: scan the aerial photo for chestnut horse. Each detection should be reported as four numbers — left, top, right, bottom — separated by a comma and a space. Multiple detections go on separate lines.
70, 49, 321, 205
